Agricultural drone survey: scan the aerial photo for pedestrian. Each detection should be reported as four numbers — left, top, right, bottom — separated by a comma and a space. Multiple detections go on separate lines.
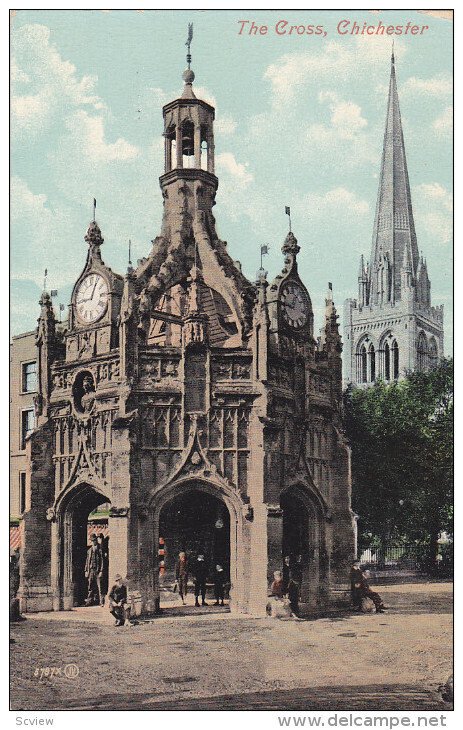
193, 553, 208, 607
358, 569, 387, 613
271, 570, 284, 598
282, 555, 291, 593
287, 555, 303, 616
175, 551, 189, 605
84, 534, 103, 606
213, 563, 225, 606
108, 574, 132, 626
350, 560, 364, 610
97, 533, 109, 604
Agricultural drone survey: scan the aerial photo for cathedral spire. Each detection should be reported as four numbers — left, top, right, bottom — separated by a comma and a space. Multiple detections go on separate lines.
369, 54, 419, 302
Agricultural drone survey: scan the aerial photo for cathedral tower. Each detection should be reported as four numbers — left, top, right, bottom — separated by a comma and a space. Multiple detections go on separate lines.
343, 53, 444, 386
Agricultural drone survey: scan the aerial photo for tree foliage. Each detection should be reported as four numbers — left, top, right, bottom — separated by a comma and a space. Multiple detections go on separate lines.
344, 359, 453, 566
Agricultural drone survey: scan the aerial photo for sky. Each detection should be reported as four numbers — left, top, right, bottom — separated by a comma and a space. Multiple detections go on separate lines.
10, 9, 453, 351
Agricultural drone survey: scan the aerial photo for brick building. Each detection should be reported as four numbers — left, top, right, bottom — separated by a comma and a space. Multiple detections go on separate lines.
343, 53, 444, 386
17, 57, 355, 615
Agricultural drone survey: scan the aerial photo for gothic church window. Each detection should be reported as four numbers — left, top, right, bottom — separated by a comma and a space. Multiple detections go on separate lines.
384, 342, 390, 380
391, 340, 399, 380
368, 344, 376, 382
428, 337, 438, 369
417, 332, 428, 372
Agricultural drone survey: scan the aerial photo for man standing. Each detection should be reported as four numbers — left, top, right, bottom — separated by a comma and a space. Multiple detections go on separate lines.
175, 551, 189, 605
193, 553, 208, 607
108, 574, 132, 626
288, 555, 303, 617
213, 563, 225, 606
84, 534, 103, 606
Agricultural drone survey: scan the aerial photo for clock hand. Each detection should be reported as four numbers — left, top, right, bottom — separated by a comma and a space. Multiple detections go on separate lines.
91, 279, 98, 299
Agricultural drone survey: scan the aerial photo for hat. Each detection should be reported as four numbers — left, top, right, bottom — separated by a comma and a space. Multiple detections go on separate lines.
114, 574, 122, 581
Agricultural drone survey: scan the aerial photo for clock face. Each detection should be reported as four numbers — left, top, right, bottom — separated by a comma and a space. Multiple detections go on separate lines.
75, 273, 108, 324
280, 282, 309, 329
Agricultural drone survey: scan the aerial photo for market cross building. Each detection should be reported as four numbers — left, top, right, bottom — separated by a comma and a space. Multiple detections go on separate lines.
343, 53, 444, 387
16, 54, 355, 616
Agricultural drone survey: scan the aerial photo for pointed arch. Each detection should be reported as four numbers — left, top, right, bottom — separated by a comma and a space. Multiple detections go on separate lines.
384, 341, 391, 380
391, 339, 399, 380
368, 343, 376, 382
417, 331, 428, 372
428, 336, 438, 369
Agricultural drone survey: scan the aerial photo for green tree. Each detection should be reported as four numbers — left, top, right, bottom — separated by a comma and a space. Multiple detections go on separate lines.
344, 358, 453, 571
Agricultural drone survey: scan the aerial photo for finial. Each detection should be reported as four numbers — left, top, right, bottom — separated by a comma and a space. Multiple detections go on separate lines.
127, 239, 134, 274
182, 23, 195, 89
260, 244, 269, 270
391, 40, 395, 67
85, 220, 104, 248
328, 282, 333, 300
185, 23, 193, 69
285, 205, 292, 232
282, 231, 300, 257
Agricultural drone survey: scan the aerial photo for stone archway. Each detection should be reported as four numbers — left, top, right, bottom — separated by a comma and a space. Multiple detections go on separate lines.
280, 484, 327, 610
149, 478, 244, 613
55, 482, 110, 610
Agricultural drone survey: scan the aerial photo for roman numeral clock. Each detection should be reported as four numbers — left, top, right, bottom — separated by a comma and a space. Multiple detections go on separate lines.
65, 221, 123, 364
280, 281, 310, 330
267, 231, 315, 355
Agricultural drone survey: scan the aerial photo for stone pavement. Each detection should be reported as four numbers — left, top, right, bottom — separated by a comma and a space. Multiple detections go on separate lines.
10, 580, 453, 712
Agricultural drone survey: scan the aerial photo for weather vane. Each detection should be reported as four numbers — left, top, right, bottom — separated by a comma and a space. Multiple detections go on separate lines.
185, 23, 193, 69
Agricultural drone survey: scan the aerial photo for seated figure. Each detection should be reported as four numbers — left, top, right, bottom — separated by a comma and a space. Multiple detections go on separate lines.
108, 574, 132, 626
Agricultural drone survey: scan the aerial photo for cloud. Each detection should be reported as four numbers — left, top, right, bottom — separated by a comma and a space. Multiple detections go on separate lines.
10, 177, 76, 288
306, 187, 369, 218
11, 23, 104, 135
414, 183, 452, 245
432, 106, 452, 136
263, 38, 406, 108
215, 114, 237, 136
216, 153, 253, 187
64, 111, 139, 162
401, 73, 452, 97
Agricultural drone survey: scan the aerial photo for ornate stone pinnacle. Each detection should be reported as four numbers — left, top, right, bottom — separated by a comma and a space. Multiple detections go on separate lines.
84, 221, 104, 248
281, 231, 300, 257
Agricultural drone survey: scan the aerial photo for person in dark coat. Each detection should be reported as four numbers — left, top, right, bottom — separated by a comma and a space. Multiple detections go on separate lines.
287, 555, 303, 616
84, 534, 103, 606
97, 534, 109, 604
193, 553, 208, 607
213, 564, 225, 606
358, 569, 387, 613
175, 551, 189, 605
350, 560, 364, 609
108, 574, 132, 626
282, 555, 291, 593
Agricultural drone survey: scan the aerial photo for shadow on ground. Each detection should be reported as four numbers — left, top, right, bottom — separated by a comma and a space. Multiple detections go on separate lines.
37, 683, 451, 712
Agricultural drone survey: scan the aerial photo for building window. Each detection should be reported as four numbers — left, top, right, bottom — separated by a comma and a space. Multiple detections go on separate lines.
392, 340, 399, 380
417, 332, 428, 372
368, 344, 376, 382
360, 345, 367, 383
21, 409, 35, 450
19, 472, 27, 514
22, 361, 37, 393
384, 342, 391, 380
428, 337, 438, 369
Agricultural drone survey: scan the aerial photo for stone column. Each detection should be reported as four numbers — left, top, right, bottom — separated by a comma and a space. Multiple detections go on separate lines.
165, 135, 172, 172
50, 517, 60, 611
194, 125, 201, 169
175, 125, 182, 169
